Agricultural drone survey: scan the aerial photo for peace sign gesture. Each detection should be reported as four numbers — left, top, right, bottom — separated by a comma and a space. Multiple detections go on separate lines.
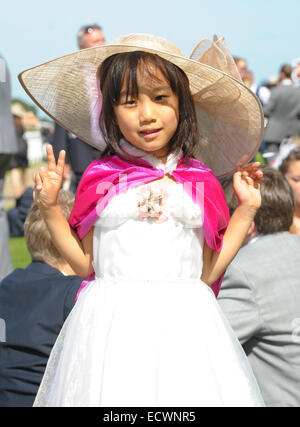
33, 144, 66, 209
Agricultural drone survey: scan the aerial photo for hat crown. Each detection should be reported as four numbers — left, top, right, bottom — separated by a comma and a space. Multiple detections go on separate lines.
111, 33, 184, 58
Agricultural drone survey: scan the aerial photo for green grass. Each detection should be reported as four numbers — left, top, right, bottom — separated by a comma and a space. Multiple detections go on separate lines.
254, 151, 266, 165
9, 237, 31, 269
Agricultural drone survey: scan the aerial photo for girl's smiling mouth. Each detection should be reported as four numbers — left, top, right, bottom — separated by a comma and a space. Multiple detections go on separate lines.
139, 128, 162, 139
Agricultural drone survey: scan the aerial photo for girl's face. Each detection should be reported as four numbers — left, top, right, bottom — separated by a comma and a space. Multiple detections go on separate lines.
113, 65, 179, 159
285, 160, 300, 206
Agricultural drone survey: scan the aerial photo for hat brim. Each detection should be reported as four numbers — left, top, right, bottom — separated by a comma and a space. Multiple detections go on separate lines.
19, 42, 264, 177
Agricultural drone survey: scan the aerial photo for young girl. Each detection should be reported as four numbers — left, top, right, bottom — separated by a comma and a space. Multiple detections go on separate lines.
21, 34, 265, 406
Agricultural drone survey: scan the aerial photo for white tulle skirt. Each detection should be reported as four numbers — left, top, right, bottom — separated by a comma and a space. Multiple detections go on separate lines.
33, 277, 265, 407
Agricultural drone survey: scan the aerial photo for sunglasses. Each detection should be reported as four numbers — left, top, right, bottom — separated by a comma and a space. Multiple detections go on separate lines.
82, 25, 102, 34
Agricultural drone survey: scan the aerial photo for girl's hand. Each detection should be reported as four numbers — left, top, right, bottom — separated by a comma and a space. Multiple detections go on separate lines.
33, 144, 66, 210
233, 162, 263, 211
202, 162, 263, 285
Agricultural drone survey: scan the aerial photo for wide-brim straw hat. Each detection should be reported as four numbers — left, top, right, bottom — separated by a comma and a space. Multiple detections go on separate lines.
19, 33, 264, 178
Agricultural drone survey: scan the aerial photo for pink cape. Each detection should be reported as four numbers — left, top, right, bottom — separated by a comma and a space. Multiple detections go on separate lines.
69, 154, 229, 299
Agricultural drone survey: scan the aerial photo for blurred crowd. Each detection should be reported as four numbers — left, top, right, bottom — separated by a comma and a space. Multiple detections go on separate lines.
234, 55, 300, 165
0, 25, 300, 408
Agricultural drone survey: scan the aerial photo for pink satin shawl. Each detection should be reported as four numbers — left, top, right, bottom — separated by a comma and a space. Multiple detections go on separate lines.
69, 154, 229, 298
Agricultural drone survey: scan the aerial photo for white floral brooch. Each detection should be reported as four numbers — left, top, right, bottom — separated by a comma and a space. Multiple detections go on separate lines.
137, 185, 169, 223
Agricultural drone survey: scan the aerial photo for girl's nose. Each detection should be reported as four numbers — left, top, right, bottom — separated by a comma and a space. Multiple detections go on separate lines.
139, 100, 156, 123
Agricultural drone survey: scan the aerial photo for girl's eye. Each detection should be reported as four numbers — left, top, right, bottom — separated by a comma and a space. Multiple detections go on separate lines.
291, 177, 300, 183
155, 95, 166, 101
125, 99, 136, 105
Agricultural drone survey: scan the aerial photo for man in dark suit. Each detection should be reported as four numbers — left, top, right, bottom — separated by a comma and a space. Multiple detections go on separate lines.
263, 64, 300, 161
52, 24, 105, 192
219, 168, 300, 407
0, 190, 83, 407
7, 187, 34, 237
0, 54, 18, 280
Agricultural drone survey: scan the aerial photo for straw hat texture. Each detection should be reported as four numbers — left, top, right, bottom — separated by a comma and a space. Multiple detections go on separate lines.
19, 33, 264, 177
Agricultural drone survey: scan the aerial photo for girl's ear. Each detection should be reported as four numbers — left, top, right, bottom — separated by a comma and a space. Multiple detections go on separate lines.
242, 220, 258, 246
248, 221, 258, 237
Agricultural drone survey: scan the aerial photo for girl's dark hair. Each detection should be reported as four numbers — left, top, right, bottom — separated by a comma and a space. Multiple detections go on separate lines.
222, 167, 295, 234
97, 51, 199, 161
279, 149, 300, 175
254, 167, 294, 234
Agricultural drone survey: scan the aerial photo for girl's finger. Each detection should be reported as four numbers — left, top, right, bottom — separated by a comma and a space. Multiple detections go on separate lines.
39, 166, 54, 188
245, 176, 254, 185
233, 170, 243, 188
251, 169, 263, 178
248, 167, 263, 179
241, 162, 261, 171
250, 161, 261, 168
35, 170, 43, 191
46, 144, 57, 172
56, 150, 66, 177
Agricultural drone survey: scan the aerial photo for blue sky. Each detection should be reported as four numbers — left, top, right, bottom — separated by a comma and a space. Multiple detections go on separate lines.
1, 0, 299, 115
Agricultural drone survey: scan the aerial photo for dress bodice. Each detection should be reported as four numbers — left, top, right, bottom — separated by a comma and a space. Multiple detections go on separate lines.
93, 180, 204, 281
92, 140, 204, 281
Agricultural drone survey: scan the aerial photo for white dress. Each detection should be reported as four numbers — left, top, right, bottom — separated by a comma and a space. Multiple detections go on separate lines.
33, 147, 265, 407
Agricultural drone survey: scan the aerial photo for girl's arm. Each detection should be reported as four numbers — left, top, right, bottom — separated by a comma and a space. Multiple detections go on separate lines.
201, 162, 263, 286
34, 144, 94, 278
